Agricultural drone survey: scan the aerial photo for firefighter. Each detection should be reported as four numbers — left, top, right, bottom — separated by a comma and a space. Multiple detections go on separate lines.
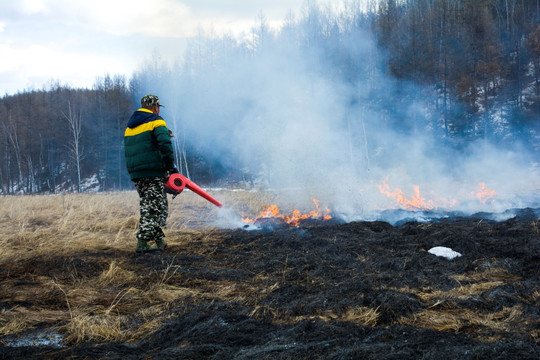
124, 95, 177, 253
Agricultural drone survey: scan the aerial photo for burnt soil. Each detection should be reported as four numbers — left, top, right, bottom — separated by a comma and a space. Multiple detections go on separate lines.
2, 209, 539, 359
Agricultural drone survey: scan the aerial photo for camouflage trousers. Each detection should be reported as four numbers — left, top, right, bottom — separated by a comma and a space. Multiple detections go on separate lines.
134, 177, 168, 244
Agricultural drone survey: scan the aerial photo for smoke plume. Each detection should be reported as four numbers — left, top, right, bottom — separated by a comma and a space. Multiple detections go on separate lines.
136, 4, 540, 222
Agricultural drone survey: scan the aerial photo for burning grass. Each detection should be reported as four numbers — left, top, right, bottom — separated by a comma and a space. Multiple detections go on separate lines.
0, 191, 539, 358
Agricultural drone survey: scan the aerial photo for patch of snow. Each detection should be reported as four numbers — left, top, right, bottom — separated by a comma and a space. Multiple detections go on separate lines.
80, 173, 100, 192
3, 330, 64, 348
428, 246, 462, 260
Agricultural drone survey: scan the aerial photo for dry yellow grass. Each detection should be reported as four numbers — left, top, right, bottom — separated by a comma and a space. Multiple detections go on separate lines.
0, 190, 270, 344
377, 265, 533, 341
382, 267, 521, 306
0, 191, 536, 348
0, 189, 274, 254
0, 189, 306, 345
249, 304, 380, 326
0, 190, 306, 344
400, 306, 524, 336
1, 193, 137, 254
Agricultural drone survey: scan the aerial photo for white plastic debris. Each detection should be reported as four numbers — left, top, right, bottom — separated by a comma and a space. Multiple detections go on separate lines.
428, 246, 462, 260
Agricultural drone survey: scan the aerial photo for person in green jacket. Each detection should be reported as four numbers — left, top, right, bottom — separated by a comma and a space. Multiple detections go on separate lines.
124, 94, 177, 254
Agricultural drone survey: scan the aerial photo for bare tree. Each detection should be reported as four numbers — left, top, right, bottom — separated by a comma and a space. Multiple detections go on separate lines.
526, 25, 540, 118
62, 101, 84, 192
1, 114, 23, 192
169, 113, 190, 178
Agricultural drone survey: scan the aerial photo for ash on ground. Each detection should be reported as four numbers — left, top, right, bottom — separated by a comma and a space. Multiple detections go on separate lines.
1, 209, 539, 359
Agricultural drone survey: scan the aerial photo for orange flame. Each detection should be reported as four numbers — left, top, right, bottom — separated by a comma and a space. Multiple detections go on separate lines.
472, 182, 496, 204
378, 178, 458, 211
378, 180, 434, 210
243, 199, 332, 227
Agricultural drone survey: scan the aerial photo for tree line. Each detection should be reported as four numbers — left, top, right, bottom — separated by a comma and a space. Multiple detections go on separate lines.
0, 77, 133, 193
374, 0, 540, 138
1, 0, 539, 194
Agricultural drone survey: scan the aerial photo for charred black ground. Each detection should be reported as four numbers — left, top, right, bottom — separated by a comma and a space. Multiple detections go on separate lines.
1, 209, 539, 359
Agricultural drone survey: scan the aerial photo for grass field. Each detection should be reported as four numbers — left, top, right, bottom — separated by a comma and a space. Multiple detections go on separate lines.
0, 191, 538, 358
0, 190, 262, 343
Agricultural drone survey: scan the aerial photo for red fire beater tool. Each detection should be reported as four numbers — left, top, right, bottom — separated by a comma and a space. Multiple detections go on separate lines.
165, 173, 223, 207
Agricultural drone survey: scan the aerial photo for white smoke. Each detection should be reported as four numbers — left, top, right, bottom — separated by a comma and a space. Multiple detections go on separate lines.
136, 4, 540, 222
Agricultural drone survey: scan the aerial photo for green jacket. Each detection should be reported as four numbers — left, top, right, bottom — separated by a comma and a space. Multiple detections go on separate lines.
124, 108, 175, 180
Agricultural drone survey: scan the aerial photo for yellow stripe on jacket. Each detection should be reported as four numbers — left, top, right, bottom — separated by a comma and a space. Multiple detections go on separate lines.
124, 119, 167, 137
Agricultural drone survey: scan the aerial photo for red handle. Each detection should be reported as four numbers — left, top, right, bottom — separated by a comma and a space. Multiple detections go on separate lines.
166, 174, 186, 194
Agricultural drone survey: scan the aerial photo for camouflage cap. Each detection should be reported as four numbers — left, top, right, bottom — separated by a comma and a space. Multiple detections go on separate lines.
141, 94, 164, 108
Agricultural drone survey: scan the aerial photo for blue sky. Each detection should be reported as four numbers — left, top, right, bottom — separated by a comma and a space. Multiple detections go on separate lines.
0, 0, 308, 95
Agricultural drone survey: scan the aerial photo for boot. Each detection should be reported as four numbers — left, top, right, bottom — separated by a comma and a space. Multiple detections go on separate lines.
155, 238, 168, 251
136, 239, 159, 254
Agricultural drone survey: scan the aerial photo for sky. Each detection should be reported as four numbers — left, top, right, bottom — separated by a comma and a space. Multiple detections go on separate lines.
0, 0, 308, 95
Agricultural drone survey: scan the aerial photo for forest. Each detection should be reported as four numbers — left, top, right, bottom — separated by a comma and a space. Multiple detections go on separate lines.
1, 0, 539, 194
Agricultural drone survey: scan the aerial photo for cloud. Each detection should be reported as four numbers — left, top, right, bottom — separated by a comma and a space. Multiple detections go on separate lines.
0, 44, 19, 73
6, 0, 309, 39
17, 0, 48, 15
1, 0, 193, 93
5, 0, 193, 38
0, 0, 307, 94
0, 41, 132, 92
4, 0, 295, 39
69, 0, 194, 37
